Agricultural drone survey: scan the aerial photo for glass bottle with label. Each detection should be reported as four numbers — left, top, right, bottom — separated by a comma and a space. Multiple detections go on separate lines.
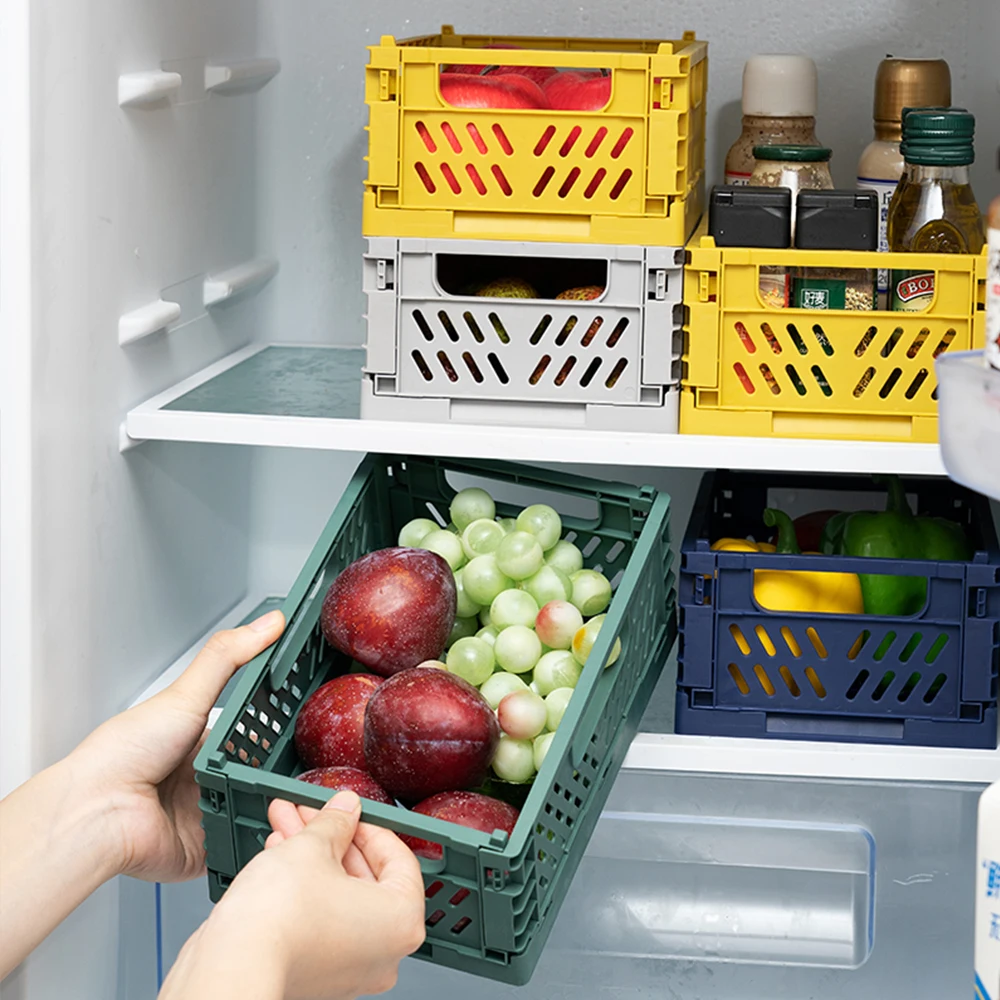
749, 145, 834, 307
724, 55, 821, 185
887, 109, 985, 312
856, 57, 951, 302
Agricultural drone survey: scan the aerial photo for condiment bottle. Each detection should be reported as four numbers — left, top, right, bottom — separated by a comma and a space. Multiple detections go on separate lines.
857, 58, 952, 301
985, 197, 1000, 371
724, 55, 821, 185
887, 109, 985, 312
749, 145, 834, 306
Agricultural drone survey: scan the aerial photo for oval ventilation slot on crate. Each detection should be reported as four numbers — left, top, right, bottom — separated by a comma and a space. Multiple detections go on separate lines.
606, 317, 628, 348
759, 363, 780, 395
533, 166, 556, 197
786, 364, 807, 396
558, 167, 582, 198
440, 163, 462, 194
560, 126, 583, 157
761, 322, 781, 354
804, 667, 827, 698
904, 368, 929, 399
753, 664, 776, 697
530, 315, 553, 346
733, 362, 755, 394
610, 127, 634, 158
491, 165, 513, 196
923, 672, 947, 703
907, 327, 930, 358
786, 323, 808, 355
755, 625, 777, 656
609, 168, 632, 200
462, 352, 484, 383
736, 321, 755, 353
488, 313, 511, 344
465, 163, 487, 195
932, 329, 956, 358
533, 125, 556, 157
728, 663, 751, 695
584, 168, 607, 199
880, 326, 904, 358
415, 162, 436, 193
579, 357, 603, 387
855, 326, 877, 357
492, 123, 513, 155
440, 121, 462, 153
466, 122, 488, 154
437, 310, 460, 342
462, 312, 485, 343
437, 351, 459, 382
853, 367, 875, 398
812, 324, 834, 356
730, 624, 751, 656
411, 350, 433, 381
779, 666, 801, 696
554, 356, 578, 386
585, 127, 608, 158
781, 627, 802, 658
845, 668, 869, 700
415, 121, 437, 152
528, 355, 551, 385
605, 358, 628, 388
487, 353, 510, 384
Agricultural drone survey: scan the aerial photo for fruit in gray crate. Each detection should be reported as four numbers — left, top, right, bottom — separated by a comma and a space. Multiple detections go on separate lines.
401, 791, 520, 861
476, 277, 538, 299
320, 547, 457, 677
297, 765, 394, 805
555, 285, 604, 300
363, 668, 501, 803
294, 673, 383, 771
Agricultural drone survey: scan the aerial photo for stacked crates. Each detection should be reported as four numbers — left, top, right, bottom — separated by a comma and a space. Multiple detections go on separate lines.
360, 26, 708, 430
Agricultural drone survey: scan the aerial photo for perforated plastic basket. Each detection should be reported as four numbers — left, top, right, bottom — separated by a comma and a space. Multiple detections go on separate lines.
680, 234, 987, 442
363, 26, 707, 246
362, 237, 683, 431
676, 470, 999, 747
194, 455, 676, 983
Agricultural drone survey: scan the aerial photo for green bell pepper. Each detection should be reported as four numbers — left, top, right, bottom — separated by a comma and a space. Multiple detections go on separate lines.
827, 475, 971, 616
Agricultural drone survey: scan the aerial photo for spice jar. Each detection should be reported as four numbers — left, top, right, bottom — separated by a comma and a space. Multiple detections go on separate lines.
724, 55, 822, 185
750, 145, 834, 307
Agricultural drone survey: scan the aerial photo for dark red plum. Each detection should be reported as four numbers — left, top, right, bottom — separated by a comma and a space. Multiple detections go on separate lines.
402, 791, 520, 860
294, 673, 382, 770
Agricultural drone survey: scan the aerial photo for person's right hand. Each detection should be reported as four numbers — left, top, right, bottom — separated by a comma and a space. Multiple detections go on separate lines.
159, 791, 427, 1000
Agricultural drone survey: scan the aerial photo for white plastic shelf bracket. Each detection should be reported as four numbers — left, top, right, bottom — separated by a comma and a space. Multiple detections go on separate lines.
204, 58, 280, 94
118, 422, 145, 454
203, 258, 279, 308
118, 71, 182, 108
118, 299, 182, 347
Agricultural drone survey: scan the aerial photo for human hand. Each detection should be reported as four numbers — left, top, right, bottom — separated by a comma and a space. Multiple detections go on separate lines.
160, 791, 427, 1000
68, 609, 285, 883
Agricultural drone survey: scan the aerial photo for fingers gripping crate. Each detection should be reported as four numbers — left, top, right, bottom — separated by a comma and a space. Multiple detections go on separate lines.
195, 455, 676, 984
680, 235, 987, 442
676, 471, 1000, 748
362, 237, 684, 431
363, 26, 707, 246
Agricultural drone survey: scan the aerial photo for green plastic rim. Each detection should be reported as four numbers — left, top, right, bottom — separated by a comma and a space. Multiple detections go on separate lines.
752, 144, 832, 162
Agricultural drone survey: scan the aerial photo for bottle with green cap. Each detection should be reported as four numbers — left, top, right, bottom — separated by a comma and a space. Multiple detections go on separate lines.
887, 108, 985, 311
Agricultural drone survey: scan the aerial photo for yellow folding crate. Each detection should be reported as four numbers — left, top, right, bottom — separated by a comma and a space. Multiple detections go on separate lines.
680, 233, 987, 442
364, 26, 707, 246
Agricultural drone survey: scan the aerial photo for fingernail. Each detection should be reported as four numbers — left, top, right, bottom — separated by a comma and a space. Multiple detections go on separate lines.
249, 609, 283, 633
326, 790, 361, 813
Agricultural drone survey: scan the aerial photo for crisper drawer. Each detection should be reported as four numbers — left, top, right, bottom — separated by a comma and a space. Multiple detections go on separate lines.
386, 769, 983, 1000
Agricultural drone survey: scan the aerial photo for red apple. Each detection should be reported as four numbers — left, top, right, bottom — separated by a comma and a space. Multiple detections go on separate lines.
298, 765, 394, 805
490, 74, 550, 109
440, 74, 545, 110
364, 669, 500, 803
402, 791, 520, 860
321, 547, 456, 677
294, 673, 382, 770
544, 71, 612, 111
443, 44, 521, 75
487, 65, 559, 88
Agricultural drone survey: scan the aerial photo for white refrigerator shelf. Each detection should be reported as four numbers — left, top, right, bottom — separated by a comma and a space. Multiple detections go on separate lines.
124, 343, 949, 475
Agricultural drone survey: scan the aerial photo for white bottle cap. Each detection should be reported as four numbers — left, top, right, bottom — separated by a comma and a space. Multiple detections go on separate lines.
742, 55, 818, 117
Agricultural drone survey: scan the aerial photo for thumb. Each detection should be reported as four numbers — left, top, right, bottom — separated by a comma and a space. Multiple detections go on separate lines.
298, 791, 363, 865
168, 610, 285, 713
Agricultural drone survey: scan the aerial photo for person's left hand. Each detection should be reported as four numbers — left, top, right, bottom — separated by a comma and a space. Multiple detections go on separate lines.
68, 609, 285, 883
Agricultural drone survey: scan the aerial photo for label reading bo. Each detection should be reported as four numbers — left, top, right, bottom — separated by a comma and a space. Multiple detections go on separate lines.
892, 270, 935, 311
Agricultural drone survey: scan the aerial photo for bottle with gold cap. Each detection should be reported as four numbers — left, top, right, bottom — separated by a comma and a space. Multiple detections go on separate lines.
857, 57, 951, 302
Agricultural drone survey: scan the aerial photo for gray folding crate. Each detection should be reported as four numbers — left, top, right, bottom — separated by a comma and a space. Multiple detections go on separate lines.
362, 237, 683, 431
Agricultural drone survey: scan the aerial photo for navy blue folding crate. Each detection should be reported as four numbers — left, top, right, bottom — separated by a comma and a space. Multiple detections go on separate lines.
676, 471, 1000, 748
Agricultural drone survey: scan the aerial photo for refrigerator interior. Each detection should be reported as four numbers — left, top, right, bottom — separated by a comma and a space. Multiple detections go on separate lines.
1, 0, 998, 998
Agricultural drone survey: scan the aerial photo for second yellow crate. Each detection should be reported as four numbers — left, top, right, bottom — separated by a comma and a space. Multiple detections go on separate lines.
680, 234, 986, 442
364, 26, 707, 246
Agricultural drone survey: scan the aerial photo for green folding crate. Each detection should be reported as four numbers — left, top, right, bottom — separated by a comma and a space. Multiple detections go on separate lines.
194, 454, 675, 984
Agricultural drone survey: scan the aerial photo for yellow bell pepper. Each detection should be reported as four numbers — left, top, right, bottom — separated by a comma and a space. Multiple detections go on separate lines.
711, 508, 863, 615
